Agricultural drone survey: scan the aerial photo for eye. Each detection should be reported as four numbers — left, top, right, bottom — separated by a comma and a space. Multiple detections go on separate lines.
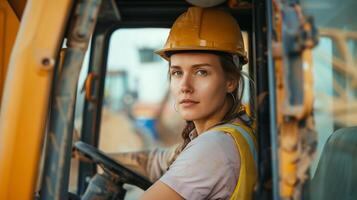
170, 70, 183, 77
196, 69, 208, 76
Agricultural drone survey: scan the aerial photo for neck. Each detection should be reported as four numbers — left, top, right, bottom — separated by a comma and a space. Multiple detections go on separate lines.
193, 97, 232, 135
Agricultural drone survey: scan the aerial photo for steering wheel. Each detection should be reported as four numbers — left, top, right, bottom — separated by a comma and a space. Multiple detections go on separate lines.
74, 141, 152, 190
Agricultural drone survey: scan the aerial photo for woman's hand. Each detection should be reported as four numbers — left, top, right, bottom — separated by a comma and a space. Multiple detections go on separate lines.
72, 148, 92, 163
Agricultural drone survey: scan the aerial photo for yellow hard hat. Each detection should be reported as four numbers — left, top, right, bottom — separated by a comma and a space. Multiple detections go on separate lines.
155, 7, 248, 64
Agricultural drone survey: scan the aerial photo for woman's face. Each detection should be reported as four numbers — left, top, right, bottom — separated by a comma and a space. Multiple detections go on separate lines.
169, 52, 236, 122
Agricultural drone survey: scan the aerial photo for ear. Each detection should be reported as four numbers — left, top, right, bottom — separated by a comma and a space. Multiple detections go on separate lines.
226, 77, 238, 93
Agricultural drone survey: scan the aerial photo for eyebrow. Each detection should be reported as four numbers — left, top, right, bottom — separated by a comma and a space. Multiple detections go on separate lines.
169, 63, 213, 69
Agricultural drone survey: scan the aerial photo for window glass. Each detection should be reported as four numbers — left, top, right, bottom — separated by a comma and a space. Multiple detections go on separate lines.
99, 28, 181, 155
301, 0, 357, 199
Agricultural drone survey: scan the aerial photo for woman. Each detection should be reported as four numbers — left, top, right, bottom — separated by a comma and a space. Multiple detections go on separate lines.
138, 7, 257, 200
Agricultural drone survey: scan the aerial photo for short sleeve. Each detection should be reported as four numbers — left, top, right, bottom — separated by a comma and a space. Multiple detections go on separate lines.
159, 131, 240, 200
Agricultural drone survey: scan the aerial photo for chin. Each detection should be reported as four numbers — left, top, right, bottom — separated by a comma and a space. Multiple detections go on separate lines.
179, 112, 199, 121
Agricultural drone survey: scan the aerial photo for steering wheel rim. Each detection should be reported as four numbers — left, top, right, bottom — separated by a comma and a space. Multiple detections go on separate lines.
74, 141, 152, 190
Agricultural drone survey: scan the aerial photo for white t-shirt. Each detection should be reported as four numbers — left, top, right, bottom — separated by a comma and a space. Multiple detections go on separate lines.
160, 130, 241, 200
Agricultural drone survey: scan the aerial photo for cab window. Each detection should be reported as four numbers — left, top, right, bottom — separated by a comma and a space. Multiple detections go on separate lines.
301, 0, 357, 199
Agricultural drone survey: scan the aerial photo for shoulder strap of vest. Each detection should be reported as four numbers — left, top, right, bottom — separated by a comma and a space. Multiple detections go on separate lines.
211, 123, 258, 200
213, 123, 258, 166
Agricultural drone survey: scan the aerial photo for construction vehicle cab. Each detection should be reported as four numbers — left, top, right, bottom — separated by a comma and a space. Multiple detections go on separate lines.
0, 0, 357, 200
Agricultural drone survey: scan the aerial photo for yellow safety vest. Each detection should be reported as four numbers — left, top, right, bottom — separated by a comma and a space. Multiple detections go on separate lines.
212, 122, 258, 200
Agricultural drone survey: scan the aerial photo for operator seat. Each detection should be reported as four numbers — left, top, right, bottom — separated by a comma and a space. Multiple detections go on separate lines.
309, 126, 357, 200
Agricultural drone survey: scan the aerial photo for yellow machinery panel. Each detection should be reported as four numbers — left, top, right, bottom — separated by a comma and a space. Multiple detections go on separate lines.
7, 0, 27, 19
0, 0, 73, 199
0, 0, 20, 104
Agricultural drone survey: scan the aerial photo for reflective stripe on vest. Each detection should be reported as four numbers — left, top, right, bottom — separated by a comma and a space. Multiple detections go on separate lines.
212, 123, 258, 200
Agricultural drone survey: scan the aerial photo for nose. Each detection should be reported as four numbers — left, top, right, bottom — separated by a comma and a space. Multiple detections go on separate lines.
180, 74, 193, 94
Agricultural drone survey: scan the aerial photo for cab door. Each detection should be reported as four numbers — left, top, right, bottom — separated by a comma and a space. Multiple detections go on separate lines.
0, 0, 73, 199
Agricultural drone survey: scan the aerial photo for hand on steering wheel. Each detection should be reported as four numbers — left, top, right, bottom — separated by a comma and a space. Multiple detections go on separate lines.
73, 141, 152, 190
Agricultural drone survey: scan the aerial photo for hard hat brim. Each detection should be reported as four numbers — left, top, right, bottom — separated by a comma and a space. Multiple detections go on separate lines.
155, 47, 248, 65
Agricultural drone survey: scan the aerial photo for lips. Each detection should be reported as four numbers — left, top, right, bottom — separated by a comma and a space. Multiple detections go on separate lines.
179, 99, 199, 106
